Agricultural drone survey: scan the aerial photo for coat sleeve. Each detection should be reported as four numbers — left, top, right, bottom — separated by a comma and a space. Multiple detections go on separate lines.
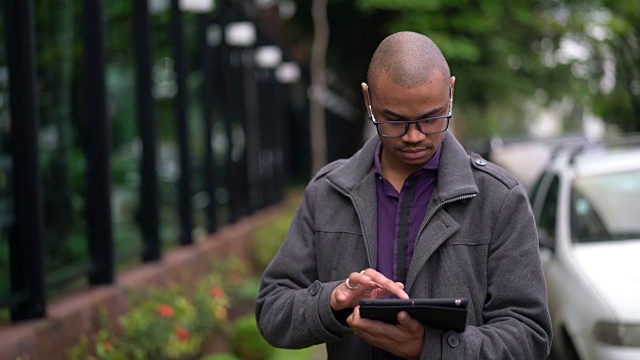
255, 185, 354, 348
423, 184, 552, 360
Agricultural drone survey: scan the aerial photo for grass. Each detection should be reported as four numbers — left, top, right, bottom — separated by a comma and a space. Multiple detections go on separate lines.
271, 345, 326, 360
203, 345, 326, 360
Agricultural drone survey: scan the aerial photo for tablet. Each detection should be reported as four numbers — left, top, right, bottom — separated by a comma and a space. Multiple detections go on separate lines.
359, 298, 468, 332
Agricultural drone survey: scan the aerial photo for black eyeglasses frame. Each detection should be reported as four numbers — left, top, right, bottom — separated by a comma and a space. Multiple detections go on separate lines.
367, 85, 453, 138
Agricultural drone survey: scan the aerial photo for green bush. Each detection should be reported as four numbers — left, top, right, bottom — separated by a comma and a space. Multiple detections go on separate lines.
251, 201, 297, 272
209, 257, 260, 301
69, 275, 231, 360
230, 315, 274, 360
200, 354, 239, 360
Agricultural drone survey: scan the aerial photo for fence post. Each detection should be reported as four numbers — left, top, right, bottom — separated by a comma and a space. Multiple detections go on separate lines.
170, 0, 194, 245
200, 14, 219, 233
134, 0, 161, 262
83, 0, 114, 284
5, 0, 47, 321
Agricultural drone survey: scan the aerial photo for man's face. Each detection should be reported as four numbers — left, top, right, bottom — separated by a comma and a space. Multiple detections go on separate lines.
364, 72, 454, 174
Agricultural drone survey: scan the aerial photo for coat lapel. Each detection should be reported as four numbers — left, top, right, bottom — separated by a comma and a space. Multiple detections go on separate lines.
349, 171, 378, 269
404, 133, 478, 291
405, 210, 459, 291
326, 136, 380, 269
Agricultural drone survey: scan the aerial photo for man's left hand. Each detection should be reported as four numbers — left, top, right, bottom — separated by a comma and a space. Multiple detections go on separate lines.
347, 306, 425, 359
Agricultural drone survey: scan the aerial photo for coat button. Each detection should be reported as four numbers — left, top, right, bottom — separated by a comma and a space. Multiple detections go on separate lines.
310, 281, 321, 296
475, 158, 487, 166
447, 334, 460, 348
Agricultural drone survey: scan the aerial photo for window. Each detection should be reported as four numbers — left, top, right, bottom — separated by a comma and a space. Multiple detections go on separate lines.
538, 176, 560, 243
571, 170, 640, 242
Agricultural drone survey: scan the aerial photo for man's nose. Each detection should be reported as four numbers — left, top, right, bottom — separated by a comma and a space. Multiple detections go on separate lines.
402, 122, 425, 141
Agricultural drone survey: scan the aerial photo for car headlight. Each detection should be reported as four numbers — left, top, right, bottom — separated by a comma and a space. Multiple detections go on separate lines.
593, 322, 640, 347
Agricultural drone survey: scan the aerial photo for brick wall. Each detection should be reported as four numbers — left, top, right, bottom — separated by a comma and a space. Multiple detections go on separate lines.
0, 203, 285, 360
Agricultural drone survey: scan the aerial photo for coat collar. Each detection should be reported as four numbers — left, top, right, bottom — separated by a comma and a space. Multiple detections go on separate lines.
325, 132, 479, 270
327, 131, 479, 201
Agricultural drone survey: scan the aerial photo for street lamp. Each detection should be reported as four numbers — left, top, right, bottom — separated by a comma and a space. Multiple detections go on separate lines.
179, 0, 214, 12
193, 4, 219, 233
276, 61, 300, 84
223, 20, 257, 219
149, 0, 214, 13
253, 44, 286, 205
253, 0, 296, 20
254, 45, 282, 69
225, 21, 256, 48
273, 61, 300, 201
169, 0, 214, 244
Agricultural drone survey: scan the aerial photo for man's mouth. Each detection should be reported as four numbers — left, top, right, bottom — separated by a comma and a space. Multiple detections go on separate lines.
400, 148, 428, 159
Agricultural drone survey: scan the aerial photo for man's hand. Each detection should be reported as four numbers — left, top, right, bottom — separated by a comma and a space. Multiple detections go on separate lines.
330, 268, 409, 311
347, 307, 425, 360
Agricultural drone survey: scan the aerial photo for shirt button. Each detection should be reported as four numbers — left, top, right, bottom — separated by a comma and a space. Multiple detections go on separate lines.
447, 334, 460, 348
475, 158, 487, 166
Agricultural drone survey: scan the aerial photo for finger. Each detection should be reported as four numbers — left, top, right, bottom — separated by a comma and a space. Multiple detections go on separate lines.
347, 305, 361, 328
346, 309, 355, 326
342, 270, 367, 292
345, 277, 360, 290
346, 269, 378, 291
332, 279, 366, 310
352, 305, 361, 319
361, 269, 409, 299
397, 310, 410, 323
397, 311, 421, 331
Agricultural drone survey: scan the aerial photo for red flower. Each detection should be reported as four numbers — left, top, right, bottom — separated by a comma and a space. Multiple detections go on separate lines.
158, 304, 174, 318
102, 340, 113, 351
176, 326, 190, 341
210, 286, 225, 299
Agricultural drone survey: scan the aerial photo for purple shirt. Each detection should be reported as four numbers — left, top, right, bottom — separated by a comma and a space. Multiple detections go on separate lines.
374, 143, 441, 284
372, 143, 440, 360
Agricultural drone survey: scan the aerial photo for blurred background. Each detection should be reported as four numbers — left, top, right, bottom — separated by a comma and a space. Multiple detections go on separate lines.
0, 0, 638, 359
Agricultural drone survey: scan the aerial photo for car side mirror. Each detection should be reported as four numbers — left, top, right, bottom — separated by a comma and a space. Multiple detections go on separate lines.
537, 228, 555, 252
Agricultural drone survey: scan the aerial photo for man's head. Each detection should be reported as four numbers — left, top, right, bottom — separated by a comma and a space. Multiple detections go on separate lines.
362, 32, 455, 175
367, 31, 450, 94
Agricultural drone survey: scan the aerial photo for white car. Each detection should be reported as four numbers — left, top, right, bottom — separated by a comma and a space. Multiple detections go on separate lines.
529, 142, 640, 360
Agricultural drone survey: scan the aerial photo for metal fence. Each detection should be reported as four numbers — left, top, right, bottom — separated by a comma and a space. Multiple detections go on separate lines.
0, 0, 305, 323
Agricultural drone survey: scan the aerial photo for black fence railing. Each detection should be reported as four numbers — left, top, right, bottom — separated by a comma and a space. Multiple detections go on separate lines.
0, 0, 306, 324
5, 0, 47, 321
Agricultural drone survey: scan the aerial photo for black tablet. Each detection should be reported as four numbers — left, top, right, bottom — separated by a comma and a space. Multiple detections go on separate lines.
359, 298, 468, 332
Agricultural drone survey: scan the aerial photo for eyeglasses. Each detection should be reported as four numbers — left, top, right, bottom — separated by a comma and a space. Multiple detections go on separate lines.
367, 86, 452, 138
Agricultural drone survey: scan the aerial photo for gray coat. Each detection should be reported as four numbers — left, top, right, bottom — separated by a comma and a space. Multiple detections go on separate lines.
256, 132, 552, 359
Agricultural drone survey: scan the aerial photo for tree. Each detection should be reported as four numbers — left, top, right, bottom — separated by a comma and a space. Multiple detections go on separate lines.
309, 0, 329, 175
565, 0, 640, 131
287, 0, 638, 151
354, 0, 590, 138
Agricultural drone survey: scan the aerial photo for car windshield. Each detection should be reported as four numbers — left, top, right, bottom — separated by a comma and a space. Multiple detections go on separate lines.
571, 169, 640, 243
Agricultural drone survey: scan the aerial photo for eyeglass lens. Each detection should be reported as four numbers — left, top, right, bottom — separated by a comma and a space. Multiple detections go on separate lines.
376, 117, 449, 137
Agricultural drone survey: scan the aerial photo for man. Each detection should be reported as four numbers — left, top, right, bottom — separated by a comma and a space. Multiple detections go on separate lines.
256, 31, 552, 359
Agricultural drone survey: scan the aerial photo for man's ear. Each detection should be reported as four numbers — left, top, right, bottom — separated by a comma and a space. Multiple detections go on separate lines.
361, 82, 371, 109
450, 76, 456, 96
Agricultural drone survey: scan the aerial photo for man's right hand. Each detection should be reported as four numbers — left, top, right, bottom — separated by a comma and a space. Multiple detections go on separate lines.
330, 268, 409, 311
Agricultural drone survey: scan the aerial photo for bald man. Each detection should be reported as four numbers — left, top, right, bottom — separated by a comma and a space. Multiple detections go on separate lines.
256, 31, 552, 359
